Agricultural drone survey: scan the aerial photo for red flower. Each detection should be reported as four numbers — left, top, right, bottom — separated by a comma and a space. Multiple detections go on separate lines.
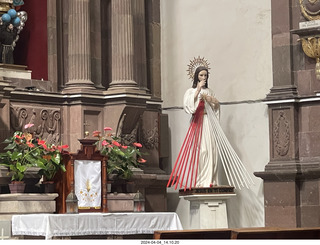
121, 145, 128, 149
137, 158, 146, 163
133, 142, 142, 148
104, 127, 112, 131
57, 145, 69, 152
42, 144, 49, 151
15, 134, 25, 139
102, 140, 108, 146
27, 142, 34, 148
92, 131, 101, 137
112, 140, 121, 147
37, 139, 46, 146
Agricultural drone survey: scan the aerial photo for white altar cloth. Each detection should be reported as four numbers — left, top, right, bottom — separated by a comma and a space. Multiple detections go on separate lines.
12, 212, 183, 239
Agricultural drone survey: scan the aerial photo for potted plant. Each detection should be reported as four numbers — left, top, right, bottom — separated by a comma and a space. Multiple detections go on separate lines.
93, 126, 146, 192
0, 123, 68, 193
36, 143, 69, 193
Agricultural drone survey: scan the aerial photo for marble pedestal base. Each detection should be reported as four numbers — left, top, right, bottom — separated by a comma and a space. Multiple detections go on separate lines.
0, 193, 58, 221
182, 193, 236, 229
0, 64, 31, 79
107, 193, 135, 212
0, 193, 58, 239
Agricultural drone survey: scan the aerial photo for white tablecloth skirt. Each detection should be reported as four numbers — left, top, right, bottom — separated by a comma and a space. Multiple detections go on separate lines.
12, 212, 183, 239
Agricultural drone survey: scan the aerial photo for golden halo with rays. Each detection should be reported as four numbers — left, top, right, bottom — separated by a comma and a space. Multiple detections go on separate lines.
187, 56, 211, 80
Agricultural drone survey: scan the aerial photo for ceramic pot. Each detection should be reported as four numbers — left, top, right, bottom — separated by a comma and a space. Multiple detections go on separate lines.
41, 181, 55, 193
8, 181, 26, 193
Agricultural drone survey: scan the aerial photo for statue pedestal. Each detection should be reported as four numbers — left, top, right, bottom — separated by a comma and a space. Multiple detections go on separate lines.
0, 64, 31, 79
180, 187, 236, 229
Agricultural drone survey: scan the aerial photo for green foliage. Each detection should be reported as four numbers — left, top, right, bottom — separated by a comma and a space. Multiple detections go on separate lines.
94, 128, 146, 180
0, 129, 68, 181
37, 150, 67, 181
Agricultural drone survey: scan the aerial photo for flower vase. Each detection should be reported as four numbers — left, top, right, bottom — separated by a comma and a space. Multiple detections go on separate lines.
41, 181, 55, 193
126, 181, 136, 193
8, 181, 26, 193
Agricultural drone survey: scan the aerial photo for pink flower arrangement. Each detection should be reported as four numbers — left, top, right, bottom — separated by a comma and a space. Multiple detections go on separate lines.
93, 126, 146, 180
0, 124, 69, 181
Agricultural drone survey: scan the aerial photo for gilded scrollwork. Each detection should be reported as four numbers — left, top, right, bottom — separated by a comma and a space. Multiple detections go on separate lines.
300, 0, 320, 20
273, 111, 290, 157
296, 28, 320, 79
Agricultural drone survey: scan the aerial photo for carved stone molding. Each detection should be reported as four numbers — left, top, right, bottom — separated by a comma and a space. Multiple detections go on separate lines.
10, 104, 61, 145
273, 110, 290, 157
141, 118, 159, 150
269, 105, 298, 162
117, 113, 139, 146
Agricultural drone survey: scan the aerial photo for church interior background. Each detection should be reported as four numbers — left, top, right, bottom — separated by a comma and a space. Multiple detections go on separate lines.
1, 0, 320, 238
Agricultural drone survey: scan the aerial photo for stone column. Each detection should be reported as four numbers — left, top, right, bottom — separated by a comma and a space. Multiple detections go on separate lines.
266, 0, 298, 99
108, 0, 147, 92
0, 80, 14, 149
65, 0, 94, 88
133, 0, 148, 90
255, 0, 320, 228
145, 0, 161, 99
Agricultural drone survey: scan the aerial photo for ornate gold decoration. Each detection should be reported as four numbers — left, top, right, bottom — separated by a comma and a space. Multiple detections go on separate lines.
86, 179, 91, 192
274, 111, 290, 157
79, 188, 98, 205
299, 0, 320, 20
298, 36, 320, 79
0, 0, 13, 13
187, 56, 211, 80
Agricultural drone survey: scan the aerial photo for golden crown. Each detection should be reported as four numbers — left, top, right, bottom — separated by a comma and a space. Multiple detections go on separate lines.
187, 56, 211, 80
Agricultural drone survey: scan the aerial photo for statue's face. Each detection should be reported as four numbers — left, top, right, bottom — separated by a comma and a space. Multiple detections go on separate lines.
198, 70, 208, 82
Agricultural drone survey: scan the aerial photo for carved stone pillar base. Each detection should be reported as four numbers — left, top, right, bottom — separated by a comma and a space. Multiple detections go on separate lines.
63, 82, 96, 90
266, 85, 298, 100
61, 87, 104, 95
255, 162, 320, 227
104, 87, 148, 96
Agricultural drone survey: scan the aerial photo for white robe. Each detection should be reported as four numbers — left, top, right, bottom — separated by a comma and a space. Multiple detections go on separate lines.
183, 87, 220, 187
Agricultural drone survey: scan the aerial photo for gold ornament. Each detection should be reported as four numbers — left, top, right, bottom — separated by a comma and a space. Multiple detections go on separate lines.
299, 0, 320, 20
187, 56, 211, 80
86, 179, 91, 192
299, 36, 320, 79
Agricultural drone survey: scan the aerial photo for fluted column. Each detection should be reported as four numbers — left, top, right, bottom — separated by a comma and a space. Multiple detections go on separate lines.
109, 0, 139, 89
65, 0, 94, 88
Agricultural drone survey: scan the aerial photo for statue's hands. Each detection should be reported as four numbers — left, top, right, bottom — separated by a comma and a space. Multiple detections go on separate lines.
204, 95, 220, 109
195, 80, 207, 101
197, 80, 206, 90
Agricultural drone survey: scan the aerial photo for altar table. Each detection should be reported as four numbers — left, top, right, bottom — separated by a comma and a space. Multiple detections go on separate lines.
12, 212, 183, 239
